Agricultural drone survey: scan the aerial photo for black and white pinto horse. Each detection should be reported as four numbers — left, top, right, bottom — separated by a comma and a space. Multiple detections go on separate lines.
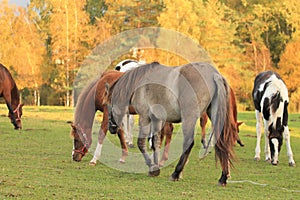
252, 71, 295, 166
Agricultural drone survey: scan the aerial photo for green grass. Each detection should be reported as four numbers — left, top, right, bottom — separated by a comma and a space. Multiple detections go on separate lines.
0, 105, 300, 199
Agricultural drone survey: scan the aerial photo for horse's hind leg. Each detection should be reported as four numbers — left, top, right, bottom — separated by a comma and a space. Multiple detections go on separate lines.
170, 120, 196, 181
200, 113, 208, 148
117, 128, 128, 163
159, 123, 173, 167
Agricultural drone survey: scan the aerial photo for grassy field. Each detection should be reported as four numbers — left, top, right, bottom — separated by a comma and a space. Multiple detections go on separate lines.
0, 105, 300, 199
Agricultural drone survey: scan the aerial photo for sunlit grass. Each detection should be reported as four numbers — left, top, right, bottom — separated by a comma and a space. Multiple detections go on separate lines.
0, 105, 300, 199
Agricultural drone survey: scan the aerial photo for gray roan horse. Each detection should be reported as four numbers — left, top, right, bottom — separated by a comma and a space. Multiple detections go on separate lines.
106, 62, 237, 186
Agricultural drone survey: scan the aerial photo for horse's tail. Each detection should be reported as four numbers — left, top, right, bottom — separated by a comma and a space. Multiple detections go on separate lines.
210, 73, 236, 172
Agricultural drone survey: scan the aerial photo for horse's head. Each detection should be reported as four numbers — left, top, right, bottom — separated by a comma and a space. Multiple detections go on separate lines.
70, 123, 89, 162
268, 118, 284, 165
235, 121, 244, 147
9, 103, 24, 130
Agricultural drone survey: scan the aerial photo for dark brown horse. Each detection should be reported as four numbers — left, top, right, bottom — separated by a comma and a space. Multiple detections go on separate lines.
71, 70, 173, 165
0, 64, 23, 129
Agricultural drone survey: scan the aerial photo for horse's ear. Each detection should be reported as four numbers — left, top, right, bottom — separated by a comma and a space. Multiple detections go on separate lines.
20, 103, 24, 107
237, 121, 243, 127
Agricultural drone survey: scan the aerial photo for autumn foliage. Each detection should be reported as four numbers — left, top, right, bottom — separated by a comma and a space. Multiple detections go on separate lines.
0, 0, 299, 111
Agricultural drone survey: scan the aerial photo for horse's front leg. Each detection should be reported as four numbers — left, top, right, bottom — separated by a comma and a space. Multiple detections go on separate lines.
254, 110, 262, 161
148, 119, 163, 176
117, 128, 128, 163
90, 107, 109, 165
263, 120, 271, 162
137, 120, 152, 168
283, 126, 295, 166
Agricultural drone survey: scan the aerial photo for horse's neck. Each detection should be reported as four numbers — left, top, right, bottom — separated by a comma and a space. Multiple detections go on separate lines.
10, 82, 20, 107
74, 91, 96, 131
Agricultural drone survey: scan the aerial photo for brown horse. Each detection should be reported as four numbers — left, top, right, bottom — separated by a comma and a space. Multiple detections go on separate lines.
200, 87, 244, 148
71, 70, 173, 165
0, 64, 23, 129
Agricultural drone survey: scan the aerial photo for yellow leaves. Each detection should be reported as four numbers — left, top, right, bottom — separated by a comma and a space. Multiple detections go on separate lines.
0, 1, 44, 90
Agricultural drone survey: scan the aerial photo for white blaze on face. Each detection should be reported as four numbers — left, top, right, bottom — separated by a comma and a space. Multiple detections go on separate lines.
271, 138, 279, 164
72, 144, 75, 158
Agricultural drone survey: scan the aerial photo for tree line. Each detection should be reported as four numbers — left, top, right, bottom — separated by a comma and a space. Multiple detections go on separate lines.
0, 0, 299, 111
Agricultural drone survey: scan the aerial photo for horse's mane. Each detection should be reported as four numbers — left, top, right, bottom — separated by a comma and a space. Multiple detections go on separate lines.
111, 62, 161, 106
74, 77, 99, 123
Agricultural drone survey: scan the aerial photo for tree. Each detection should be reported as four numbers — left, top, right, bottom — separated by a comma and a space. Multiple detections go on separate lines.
0, 1, 45, 105
49, 0, 93, 106
104, 0, 164, 34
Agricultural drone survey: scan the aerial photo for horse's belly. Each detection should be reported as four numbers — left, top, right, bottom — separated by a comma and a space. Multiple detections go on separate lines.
132, 84, 181, 122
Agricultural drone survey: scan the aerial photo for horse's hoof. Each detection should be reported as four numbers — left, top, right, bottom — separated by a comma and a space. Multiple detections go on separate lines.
218, 182, 227, 187
169, 175, 179, 181
127, 143, 134, 148
119, 159, 125, 164
148, 165, 160, 177
254, 157, 260, 161
89, 161, 96, 166
265, 158, 271, 163
289, 162, 296, 167
271, 161, 278, 166
169, 172, 180, 181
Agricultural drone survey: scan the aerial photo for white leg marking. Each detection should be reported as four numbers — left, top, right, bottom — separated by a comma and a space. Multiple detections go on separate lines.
283, 126, 295, 166
254, 110, 262, 160
89, 143, 103, 165
271, 138, 279, 165
263, 120, 271, 161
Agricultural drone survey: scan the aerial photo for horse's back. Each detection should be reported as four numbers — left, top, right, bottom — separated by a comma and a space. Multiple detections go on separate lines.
130, 62, 220, 122
252, 71, 287, 112
0, 64, 15, 96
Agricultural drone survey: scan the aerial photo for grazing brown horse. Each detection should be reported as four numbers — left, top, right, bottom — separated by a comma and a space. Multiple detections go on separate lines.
200, 87, 244, 149
0, 64, 23, 129
71, 70, 173, 165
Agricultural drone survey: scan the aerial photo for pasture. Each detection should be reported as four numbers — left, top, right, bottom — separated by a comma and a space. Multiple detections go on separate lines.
0, 105, 300, 199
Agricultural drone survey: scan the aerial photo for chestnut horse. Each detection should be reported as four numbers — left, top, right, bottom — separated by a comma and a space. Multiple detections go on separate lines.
200, 87, 244, 149
0, 64, 23, 129
71, 70, 173, 166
